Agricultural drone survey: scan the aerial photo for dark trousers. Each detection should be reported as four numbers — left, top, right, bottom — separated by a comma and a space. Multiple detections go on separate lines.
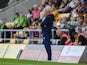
43, 35, 52, 60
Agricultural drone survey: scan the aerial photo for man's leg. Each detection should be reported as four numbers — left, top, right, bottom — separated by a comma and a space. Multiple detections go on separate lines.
44, 38, 52, 60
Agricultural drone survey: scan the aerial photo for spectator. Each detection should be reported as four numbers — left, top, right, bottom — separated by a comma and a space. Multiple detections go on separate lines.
13, 12, 20, 25
52, 4, 59, 21
59, 0, 69, 9
19, 14, 28, 28
39, 4, 45, 20
13, 12, 28, 29
60, 17, 72, 29
84, 17, 87, 26
76, 0, 87, 13
0, 20, 11, 43
32, 5, 40, 21
81, 0, 87, 13
68, 17, 78, 26
76, 16, 84, 29
73, 32, 87, 45
48, 0, 54, 6
26, 9, 32, 19
26, 9, 32, 26
59, 0, 79, 13
82, 16, 87, 35
53, 0, 61, 9
56, 29, 73, 45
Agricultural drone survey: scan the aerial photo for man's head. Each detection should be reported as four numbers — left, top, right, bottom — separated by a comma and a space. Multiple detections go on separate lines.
15, 12, 20, 18
44, 6, 52, 16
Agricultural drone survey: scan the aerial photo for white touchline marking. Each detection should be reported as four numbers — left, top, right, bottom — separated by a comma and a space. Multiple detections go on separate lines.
0, 62, 38, 65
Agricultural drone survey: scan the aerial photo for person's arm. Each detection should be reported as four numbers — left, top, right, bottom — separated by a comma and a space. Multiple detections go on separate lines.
41, 17, 49, 28
60, 37, 67, 45
78, 36, 87, 45
41, 17, 49, 25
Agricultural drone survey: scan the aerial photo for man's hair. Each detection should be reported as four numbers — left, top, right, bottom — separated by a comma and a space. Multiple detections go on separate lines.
16, 12, 20, 16
44, 5, 52, 12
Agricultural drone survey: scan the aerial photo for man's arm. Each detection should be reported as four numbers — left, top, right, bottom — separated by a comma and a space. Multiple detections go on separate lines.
41, 17, 50, 28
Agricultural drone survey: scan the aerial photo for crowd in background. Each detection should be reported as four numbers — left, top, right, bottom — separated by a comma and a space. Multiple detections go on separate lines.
0, 0, 87, 45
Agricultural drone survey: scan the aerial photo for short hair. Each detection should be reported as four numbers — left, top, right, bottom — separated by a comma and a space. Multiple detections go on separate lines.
16, 12, 20, 16
44, 6, 52, 12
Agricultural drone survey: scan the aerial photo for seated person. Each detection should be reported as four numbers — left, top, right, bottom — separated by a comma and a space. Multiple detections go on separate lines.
73, 32, 87, 45
52, 4, 59, 21
0, 21, 12, 43
13, 12, 28, 29
76, 0, 87, 13
56, 29, 73, 45
60, 17, 72, 29
59, 0, 79, 13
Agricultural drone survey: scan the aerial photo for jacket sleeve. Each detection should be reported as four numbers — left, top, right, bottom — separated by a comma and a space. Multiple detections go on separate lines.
41, 17, 49, 27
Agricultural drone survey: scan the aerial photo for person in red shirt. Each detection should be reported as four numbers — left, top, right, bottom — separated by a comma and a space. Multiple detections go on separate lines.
56, 29, 72, 45
32, 5, 40, 21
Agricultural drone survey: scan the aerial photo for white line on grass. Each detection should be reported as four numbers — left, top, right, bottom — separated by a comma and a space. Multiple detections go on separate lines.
0, 62, 37, 65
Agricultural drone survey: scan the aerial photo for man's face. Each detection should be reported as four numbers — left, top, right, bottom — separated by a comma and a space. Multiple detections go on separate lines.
44, 9, 50, 16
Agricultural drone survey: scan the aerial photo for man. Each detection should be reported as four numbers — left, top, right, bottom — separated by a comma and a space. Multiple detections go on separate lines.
56, 29, 72, 45
13, 12, 28, 29
40, 6, 54, 60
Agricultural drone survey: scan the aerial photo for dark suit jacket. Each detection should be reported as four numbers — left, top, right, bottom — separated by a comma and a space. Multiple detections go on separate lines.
41, 14, 54, 38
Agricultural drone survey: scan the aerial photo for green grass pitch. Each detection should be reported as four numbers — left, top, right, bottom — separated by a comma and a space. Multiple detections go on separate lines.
0, 59, 86, 65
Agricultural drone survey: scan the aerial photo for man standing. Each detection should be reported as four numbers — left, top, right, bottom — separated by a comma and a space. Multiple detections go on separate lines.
41, 6, 54, 60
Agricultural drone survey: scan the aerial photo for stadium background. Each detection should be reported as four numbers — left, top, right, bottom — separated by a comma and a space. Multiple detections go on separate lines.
0, 0, 87, 65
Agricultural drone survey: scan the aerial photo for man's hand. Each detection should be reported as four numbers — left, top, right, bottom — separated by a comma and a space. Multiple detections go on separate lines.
44, 25, 46, 28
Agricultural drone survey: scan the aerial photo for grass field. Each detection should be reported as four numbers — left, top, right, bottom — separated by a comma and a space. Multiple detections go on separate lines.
0, 59, 87, 65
